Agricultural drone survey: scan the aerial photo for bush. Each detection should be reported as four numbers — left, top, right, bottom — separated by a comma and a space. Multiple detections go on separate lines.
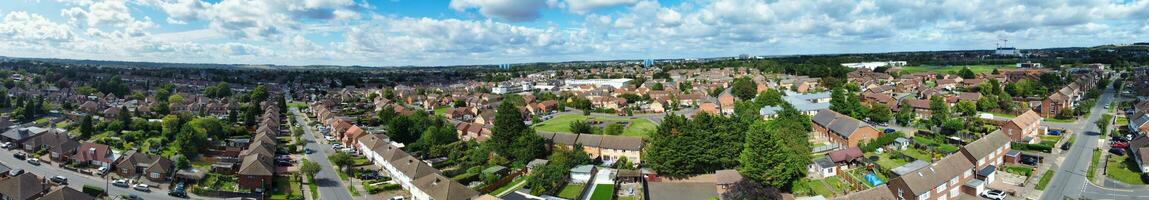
861, 132, 905, 152
82, 185, 106, 197
1012, 143, 1052, 153
451, 172, 480, 183
381, 184, 401, 190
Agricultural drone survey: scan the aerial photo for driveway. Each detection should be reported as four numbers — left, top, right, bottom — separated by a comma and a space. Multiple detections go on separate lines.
0, 148, 205, 199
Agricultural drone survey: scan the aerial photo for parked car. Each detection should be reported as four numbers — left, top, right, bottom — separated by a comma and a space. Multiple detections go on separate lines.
303, 148, 313, 154
1112, 142, 1129, 149
133, 184, 151, 192
1020, 156, 1039, 166
169, 182, 188, 198
331, 144, 343, 149
389, 196, 405, 200
1110, 148, 1127, 156
97, 166, 110, 175
49, 176, 68, 185
981, 189, 1006, 200
0, 142, 11, 149
112, 179, 130, 187
8, 168, 24, 176
340, 147, 356, 154
26, 158, 40, 165
1061, 142, 1073, 150
325, 136, 337, 141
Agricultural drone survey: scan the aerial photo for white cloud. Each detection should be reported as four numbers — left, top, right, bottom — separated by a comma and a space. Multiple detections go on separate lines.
145, 0, 364, 39
60, 0, 155, 38
564, 0, 639, 13
449, 0, 553, 22
0, 11, 75, 42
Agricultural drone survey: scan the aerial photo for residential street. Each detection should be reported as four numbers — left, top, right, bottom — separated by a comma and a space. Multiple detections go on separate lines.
0, 149, 197, 199
288, 98, 356, 199
1038, 79, 1149, 199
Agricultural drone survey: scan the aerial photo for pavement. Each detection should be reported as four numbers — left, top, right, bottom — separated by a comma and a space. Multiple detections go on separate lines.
1038, 80, 1149, 200
0, 148, 200, 199
287, 91, 356, 200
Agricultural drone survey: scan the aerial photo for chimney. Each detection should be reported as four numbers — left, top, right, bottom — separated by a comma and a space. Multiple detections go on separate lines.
433, 178, 441, 186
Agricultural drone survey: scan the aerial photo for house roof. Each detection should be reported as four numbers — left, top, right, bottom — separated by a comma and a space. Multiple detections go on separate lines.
812, 110, 838, 126
412, 174, 480, 200
887, 152, 974, 197
72, 142, 113, 163
828, 147, 864, 163
23, 130, 79, 154
391, 156, 440, 180
115, 151, 172, 173
0, 173, 45, 200
1008, 110, 1043, 129
647, 183, 719, 200
37, 186, 95, 200
575, 134, 602, 147
598, 135, 643, 151
815, 156, 835, 168
552, 133, 580, 146
961, 130, 1010, 162
715, 169, 743, 185
238, 154, 275, 176
833, 185, 896, 200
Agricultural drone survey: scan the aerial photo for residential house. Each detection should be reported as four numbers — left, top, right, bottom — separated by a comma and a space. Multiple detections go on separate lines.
719, 90, 735, 114
36, 187, 95, 200
957, 130, 1011, 194
71, 142, 116, 168
0, 173, 47, 200
1127, 135, 1149, 174
342, 125, 365, 147
237, 153, 275, 191
1000, 110, 1045, 143
411, 174, 481, 200
812, 110, 881, 149
1, 127, 50, 147
114, 151, 173, 182
21, 131, 80, 162
809, 156, 837, 179
390, 155, 441, 191
885, 152, 975, 200
833, 185, 897, 200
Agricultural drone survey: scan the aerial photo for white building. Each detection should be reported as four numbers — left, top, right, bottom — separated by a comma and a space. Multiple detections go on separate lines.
564, 78, 633, 88
840, 61, 907, 70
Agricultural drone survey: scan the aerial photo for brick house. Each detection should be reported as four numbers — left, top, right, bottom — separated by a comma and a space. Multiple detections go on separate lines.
1000, 110, 1045, 144
812, 110, 881, 149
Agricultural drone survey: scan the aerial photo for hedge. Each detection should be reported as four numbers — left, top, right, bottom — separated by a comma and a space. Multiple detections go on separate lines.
82, 185, 106, 197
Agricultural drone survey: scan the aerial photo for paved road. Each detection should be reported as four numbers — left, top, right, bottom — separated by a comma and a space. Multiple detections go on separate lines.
0, 149, 188, 199
1039, 80, 1140, 200
286, 91, 355, 200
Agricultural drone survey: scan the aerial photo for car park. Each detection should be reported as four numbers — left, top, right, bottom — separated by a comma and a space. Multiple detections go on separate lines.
27, 158, 40, 165
133, 184, 151, 192
981, 189, 1005, 200
112, 179, 130, 187
49, 176, 68, 185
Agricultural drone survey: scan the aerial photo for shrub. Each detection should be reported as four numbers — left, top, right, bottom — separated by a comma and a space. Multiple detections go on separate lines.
82, 185, 106, 197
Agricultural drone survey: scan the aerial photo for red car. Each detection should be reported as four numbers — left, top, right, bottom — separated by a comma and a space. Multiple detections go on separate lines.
1112, 142, 1129, 149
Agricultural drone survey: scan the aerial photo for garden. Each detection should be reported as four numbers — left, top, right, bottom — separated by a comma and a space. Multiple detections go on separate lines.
531, 114, 656, 137
1106, 154, 1148, 185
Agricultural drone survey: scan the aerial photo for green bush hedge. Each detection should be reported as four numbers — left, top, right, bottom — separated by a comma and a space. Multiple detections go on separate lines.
82, 185, 105, 197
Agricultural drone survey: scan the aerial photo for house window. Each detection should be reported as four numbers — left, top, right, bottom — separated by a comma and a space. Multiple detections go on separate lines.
964, 169, 973, 178
150, 172, 160, 179
935, 184, 946, 193
919, 192, 930, 200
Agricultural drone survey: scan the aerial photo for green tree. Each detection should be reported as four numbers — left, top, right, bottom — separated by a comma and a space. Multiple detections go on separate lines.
300, 159, 321, 178
896, 99, 915, 126
569, 120, 594, 134
959, 67, 976, 79
955, 100, 977, 117
738, 106, 809, 187
869, 104, 892, 123
161, 115, 181, 140
604, 123, 624, 135
329, 152, 354, 173
722, 180, 781, 200
490, 100, 546, 164
250, 84, 269, 103
929, 96, 950, 127
731, 77, 757, 100
754, 89, 784, 106
79, 115, 95, 139
651, 82, 664, 91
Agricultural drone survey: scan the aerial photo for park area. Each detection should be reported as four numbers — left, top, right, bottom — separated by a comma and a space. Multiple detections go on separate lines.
899, 65, 1015, 75
532, 114, 657, 137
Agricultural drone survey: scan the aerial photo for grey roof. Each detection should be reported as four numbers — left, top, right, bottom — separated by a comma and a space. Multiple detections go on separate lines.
888, 153, 975, 196
574, 134, 602, 147
891, 160, 929, 176
647, 183, 719, 200
961, 130, 1009, 162
963, 179, 985, 188
759, 106, 782, 116
599, 135, 643, 151
0, 173, 45, 200
976, 165, 997, 177
571, 165, 595, 173
828, 117, 862, 138
795, 102, 831, 112
815, 156, 835, 168
812, 110, 838, 126
1, 127, 49, 141
788, 91, 832, 101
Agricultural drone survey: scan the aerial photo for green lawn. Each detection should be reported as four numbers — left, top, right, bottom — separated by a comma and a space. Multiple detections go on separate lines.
1035, 170, 1054, 190
987, 112, 1017, 118
434, 107, 450, 117
872, 153, 910, 170
1047, 117, 1076, 123
1002, 165, 1035, 176
902, 149, 933, 161
288, 102, 308, 109
347, 185, 360, 197
558, 184, 585, 199
1107, 154, 1148, 185
793, 178, 835, 197
307, 176, 318, 199
1117, 116, 1129, 127
1088, 149, 1101, 181
532, 114, 657, 137
269, 176, 302, 200
1040, 136, 1062, 144
491, 178, 526, 196
589, 184, 615, 200
899, 65, 1015, 75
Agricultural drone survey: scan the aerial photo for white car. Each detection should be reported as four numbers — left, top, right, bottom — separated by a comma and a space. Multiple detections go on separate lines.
133, 184, 151, 192
0, 142, 11, 149
981, 189, 1005, 200
26, 158, 41, 165
112, 179, 129, 187
389, 196, 405, 200
340, 147, 356, 154
324, 136, 337, 141
331, 144, 344, 149
97, 166, 110, 175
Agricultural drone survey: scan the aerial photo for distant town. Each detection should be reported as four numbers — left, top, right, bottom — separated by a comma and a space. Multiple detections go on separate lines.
0, 44, 1147, 200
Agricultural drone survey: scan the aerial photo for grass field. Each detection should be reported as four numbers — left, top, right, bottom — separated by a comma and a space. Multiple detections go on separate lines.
558, 184, 585, 199
1107, 154, 1148, 185
434, 107, 449, 117
589, 184, 615, 200
1035, 170, 1054, 190
1088, 149, 1101, 181
872, 153, 910, 170
899, 65, 1015, 75
532, 114, 657, 137
902, 149, 934, 161
269, 176, 302, 200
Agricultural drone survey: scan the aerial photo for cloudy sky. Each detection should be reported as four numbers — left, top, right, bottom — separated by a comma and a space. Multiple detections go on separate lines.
1, 0, 1147, 66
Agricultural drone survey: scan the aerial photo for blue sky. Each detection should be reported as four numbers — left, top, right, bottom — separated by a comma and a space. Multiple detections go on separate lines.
1, 0, 1147, 66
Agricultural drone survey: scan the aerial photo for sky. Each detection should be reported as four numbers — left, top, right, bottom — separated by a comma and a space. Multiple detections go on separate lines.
0, 0, 1147, 67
